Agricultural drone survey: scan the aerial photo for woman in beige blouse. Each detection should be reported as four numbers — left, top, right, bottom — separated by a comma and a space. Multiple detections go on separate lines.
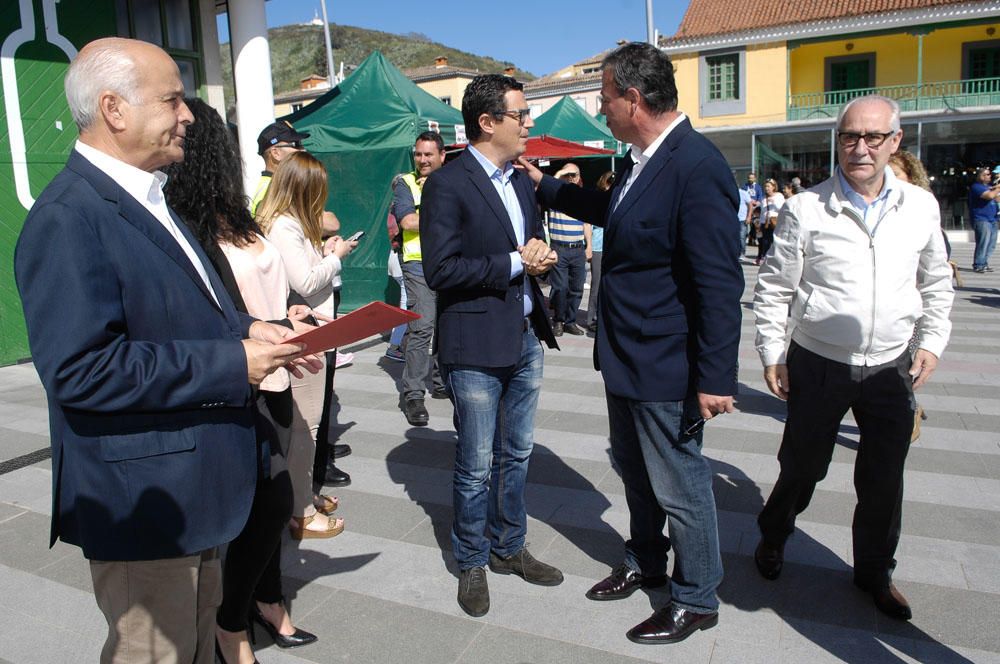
257, 152, 357, 539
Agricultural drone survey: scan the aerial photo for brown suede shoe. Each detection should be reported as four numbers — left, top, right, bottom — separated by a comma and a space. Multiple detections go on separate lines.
488, 548, 563, 586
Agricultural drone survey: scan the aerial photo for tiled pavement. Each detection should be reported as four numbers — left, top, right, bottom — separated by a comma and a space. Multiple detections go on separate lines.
0, 242, 998, 663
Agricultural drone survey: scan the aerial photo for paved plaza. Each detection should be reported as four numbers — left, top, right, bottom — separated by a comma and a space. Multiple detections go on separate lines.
0, 243, 997, 664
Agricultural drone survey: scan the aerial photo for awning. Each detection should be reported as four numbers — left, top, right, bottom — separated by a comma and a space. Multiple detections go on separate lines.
447, 135, 614, 160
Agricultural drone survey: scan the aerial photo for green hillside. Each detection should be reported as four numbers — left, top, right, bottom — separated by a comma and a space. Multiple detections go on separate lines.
220, 23, 535, 107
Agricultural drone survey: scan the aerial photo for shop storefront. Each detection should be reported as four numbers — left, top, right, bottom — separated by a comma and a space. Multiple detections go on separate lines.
707, 112, 1000, 230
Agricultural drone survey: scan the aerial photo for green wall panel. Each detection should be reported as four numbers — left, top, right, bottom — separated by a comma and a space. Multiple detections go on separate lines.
0, 1, 117, 365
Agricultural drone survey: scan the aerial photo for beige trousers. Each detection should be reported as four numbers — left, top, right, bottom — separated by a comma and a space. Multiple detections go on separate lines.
89, 549, 221, 664
288, 354, 326, 516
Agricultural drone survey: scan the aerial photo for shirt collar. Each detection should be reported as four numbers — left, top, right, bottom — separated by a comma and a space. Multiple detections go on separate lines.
75, 140, 169, 208
836, 164, 895, 211
467, 144, 513, 184
628, 112, 686, 167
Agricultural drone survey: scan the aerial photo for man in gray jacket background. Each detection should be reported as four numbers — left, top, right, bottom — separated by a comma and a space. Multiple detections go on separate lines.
752, 95, 954, 622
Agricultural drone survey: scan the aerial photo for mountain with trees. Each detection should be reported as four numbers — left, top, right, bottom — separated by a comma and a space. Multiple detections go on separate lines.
220, 22, 535, 105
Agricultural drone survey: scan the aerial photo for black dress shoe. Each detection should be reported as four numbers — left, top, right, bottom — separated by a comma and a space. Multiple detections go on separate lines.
332, 443, 351, 459
626, 604, 718, 645
404, 398, 429, 426
754, 539, 784, 580
431, 387, 450, 400
249, 605, 317, 648
586, 564, 667, 601
322, 461, 351, 487
457, 566, 490, 617
855, 580, 912, 620
552, 321, 564, 336
563, 322, 585, 335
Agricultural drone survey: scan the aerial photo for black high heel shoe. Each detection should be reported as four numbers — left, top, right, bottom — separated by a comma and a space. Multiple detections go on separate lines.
214, 637, 260, 664
249, 604, 317, 649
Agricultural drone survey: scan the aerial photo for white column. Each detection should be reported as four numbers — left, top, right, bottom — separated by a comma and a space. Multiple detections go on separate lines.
228, 0, 274, 198
197, 0, 225, 115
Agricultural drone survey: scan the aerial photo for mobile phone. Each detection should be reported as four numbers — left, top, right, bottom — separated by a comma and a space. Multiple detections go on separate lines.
345, 230, 365, 242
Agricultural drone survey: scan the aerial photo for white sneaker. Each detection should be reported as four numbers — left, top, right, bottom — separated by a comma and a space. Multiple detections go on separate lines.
334, 351, 354, 368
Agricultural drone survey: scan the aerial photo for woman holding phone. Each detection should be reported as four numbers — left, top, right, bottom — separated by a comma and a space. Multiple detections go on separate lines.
256, 152, 358, 539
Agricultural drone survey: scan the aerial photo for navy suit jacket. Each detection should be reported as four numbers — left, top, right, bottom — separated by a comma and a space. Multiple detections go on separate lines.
537, 118, 743, 401
421, 148, 557, 367
14, 150, 257, 561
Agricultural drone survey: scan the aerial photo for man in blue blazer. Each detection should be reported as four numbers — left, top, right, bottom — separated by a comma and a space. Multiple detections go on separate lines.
525, 43, 744, 645
14, 38, 308, 663
421, 75, 561, 617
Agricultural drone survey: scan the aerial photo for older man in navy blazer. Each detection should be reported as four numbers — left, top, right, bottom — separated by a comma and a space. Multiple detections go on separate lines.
421, 75, 561, 618
524, 43, 744, 645
14, 38, 308, 663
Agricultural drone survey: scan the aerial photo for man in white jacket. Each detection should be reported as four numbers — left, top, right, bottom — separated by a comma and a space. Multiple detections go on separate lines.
752, 95, 954, 621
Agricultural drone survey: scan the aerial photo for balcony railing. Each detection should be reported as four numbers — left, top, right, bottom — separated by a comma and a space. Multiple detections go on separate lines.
787, 77, 1000, 121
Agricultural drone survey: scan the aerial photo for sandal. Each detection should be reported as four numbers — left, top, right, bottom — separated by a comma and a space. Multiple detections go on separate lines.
314, 495, 339, 515
290, 514, 344, 540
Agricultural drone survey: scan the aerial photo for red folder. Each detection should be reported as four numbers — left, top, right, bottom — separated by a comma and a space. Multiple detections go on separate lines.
288, 301, 420, 354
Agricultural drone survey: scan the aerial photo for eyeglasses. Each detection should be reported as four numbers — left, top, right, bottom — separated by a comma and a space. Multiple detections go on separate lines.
561, 173, 580, 179
836, 131, 895, 149
497, 109, 531, 126
274, 141, 303, 150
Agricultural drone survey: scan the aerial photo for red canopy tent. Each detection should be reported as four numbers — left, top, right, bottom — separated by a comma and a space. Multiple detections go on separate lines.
447, 135, 614, 160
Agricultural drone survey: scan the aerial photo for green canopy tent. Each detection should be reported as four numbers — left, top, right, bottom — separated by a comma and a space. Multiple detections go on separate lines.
529, 96, 624, 183
530, 96, 624, 157
280, 51, 465, 312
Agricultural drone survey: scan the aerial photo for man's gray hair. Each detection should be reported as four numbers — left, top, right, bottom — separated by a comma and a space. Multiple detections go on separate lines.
835, 94, 901, 133
64, 40, 142, 131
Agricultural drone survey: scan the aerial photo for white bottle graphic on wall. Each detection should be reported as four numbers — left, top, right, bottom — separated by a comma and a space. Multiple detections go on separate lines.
2, 0, 77, 210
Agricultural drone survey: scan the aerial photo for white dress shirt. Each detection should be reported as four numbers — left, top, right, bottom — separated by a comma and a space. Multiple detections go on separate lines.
74, 140, 220, 306
615, 112, 687, 210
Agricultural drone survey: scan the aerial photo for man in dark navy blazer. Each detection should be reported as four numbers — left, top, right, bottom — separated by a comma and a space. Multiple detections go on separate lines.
524, 43, 744, 645
14, 38, 310, 663
421, 75, 561, 617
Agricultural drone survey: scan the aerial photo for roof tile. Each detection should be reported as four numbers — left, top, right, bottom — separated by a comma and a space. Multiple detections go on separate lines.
670, 0, 976, 41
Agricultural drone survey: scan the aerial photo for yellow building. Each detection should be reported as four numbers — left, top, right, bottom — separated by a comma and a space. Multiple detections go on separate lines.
664, 0, 1000, 228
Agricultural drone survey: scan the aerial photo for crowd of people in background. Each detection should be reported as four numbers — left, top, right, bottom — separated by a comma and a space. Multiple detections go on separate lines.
11, 33, 978, 664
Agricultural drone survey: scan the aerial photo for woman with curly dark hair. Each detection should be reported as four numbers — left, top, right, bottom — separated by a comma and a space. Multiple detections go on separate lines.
164, 98, 328, 664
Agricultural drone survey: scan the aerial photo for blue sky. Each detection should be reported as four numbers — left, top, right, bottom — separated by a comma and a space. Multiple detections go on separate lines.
219, 0, 688, 77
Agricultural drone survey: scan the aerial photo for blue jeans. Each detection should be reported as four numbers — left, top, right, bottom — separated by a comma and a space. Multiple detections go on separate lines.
973, 219, 997, 270
443, 328, 543, 569
605, 390, 723, 613
738, 219, 749, 256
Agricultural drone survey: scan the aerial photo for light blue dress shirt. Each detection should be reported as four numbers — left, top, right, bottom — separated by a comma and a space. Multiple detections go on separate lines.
466, 145, 533, 317
837, 166, 895, 234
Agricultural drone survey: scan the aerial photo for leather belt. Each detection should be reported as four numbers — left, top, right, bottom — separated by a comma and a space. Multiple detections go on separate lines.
551, 241, 585, 249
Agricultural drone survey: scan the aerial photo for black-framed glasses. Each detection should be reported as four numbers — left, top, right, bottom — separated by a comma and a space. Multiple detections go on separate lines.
836, 131, 895, 149
497, 108, 531, 125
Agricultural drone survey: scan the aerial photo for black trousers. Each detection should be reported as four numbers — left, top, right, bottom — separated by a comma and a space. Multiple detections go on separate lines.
217, 390, 294, 632
757, 342, 915, 587
313, 290, 341, 485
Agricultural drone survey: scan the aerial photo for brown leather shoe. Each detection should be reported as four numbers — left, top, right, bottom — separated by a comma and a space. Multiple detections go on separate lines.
856, 580, 912, 620
586, 564, 667, 601
626, 604, 718, 644
754, 538, 785, 580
